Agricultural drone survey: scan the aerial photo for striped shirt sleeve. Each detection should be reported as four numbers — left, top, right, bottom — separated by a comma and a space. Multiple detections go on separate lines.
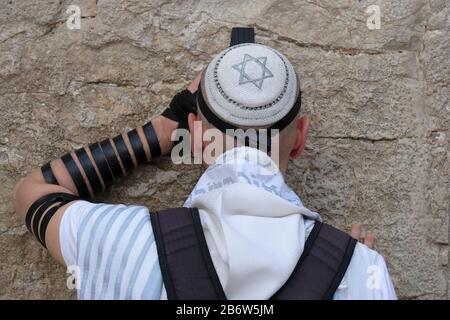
59, 200, 163, 300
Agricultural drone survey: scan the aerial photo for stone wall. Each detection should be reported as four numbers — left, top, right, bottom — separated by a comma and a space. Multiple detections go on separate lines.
0, 0, 448, 299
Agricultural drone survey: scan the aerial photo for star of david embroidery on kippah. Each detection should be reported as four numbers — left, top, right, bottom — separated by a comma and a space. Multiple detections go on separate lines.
232, 53, 274, 89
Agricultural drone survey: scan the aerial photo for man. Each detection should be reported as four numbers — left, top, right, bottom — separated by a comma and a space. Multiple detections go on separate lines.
12, 34, 396, 299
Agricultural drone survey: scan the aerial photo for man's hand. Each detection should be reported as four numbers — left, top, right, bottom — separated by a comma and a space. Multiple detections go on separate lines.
350, 223, 375, 249
187, 72, 202, 94
154, 72, 203, 155
12, 71, 204, 266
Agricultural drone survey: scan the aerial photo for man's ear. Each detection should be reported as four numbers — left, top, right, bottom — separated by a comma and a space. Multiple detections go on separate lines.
290, 116, 310, 159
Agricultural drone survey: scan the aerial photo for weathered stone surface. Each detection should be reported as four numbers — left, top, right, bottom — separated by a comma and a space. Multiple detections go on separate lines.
0, 0, 448, 299
288, 136, 448, 299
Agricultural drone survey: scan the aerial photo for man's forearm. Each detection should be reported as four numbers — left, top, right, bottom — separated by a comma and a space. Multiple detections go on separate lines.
11, 79, 198, 250
11, 115, 177, 246
13, 79, 198, 224
41, 116, 178, 199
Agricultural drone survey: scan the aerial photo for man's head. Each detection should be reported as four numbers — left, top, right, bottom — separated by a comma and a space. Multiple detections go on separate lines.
187, 43, 310, 173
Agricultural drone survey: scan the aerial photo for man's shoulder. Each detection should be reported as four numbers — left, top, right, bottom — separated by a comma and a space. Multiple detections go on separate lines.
60, 200, 162, 299
67, 200, 150, 213
60, 201, 154, 262
64, 200, 151, 224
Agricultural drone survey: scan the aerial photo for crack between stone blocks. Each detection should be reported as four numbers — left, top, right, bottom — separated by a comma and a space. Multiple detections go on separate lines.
0, 91, 54, 96
197, 10, 391, 56
313, 135, 402, 142
0, 30, 26, 44
250, 23, 390, 56
35, 21, 64, 40
81, 80, 138, 89
407, 292, 445, 299
35, 14, 97, 41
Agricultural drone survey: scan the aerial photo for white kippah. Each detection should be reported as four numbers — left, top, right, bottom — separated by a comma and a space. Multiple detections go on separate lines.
201, 43, 299, 127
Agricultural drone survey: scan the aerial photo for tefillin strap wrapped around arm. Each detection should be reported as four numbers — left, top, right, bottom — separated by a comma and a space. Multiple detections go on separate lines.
41, 162, 59, 185
61, 153, 91, 198
75, 147, 104, 195
39, 27, 259, 201
26, 192, 81, 248
112, 134, 134, 172
55, 122, 163, 198
142, 121, 161, 159
127, 129, 147, 165
33, 127, 163, 247
99, 138, 123, 180
89, 142, 114, 187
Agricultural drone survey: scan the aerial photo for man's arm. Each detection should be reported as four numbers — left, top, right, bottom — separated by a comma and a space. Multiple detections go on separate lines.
12, 116, 176, 264
12, 73, 201, 265
12, 115, 176, 217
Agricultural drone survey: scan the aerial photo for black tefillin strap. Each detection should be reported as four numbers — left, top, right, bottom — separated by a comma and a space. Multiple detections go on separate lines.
75, 147, 103, 195
127, 129, 147, 165
99, 138, 123, 180
91, 125, 161, 183
196, 85, 301, 152
61, 153, 90, 198
37, 202, 65, 247
26, 192, 81, 248
89, 142, 114, 187
56, 123, 162, 198
142, 122, 162, 159
112, 134, 134, 172
41, 162, 59, 185
162, 89, 197, 131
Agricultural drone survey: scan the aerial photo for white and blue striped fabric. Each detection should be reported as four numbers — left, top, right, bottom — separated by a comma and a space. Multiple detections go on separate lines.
58, 191, 396, 300
58, 147, 396, 300
60, 201, 164, 300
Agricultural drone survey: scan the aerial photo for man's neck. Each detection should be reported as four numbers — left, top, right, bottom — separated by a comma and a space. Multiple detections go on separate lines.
202, 145, 288, 175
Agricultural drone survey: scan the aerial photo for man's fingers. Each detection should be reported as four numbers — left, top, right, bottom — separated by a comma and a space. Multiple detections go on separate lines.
351, 223, 362, 240
364, 233, 375, 249
188, 72, 203, 93
351, 223, 376, 248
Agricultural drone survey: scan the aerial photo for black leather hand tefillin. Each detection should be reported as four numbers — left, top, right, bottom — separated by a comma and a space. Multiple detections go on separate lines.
160, 27, 256, 133
161, 89, 197, 131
